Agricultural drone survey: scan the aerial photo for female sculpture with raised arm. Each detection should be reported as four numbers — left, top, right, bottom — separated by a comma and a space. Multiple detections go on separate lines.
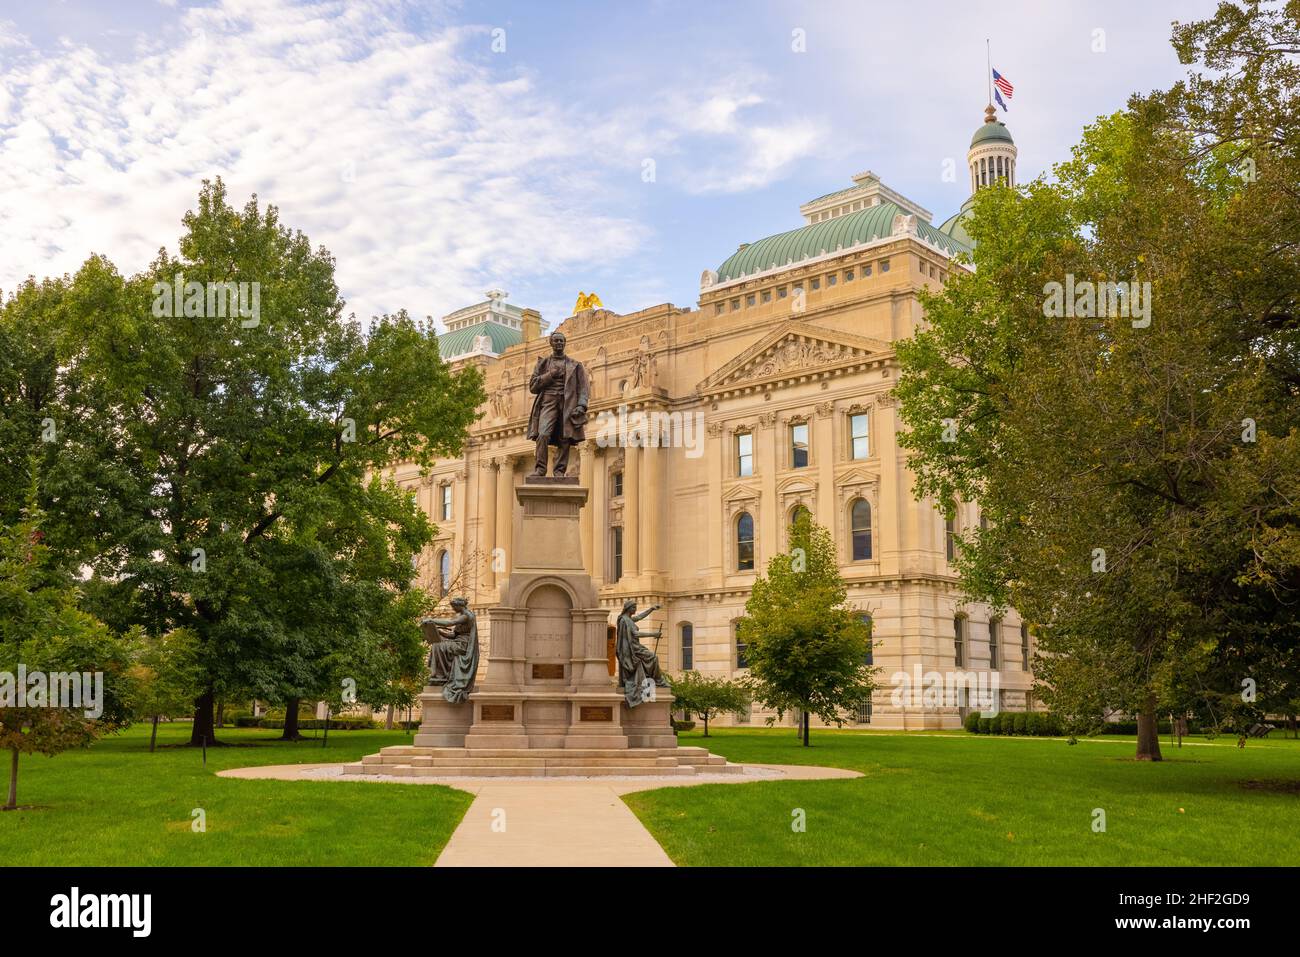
615, 600, 668, 707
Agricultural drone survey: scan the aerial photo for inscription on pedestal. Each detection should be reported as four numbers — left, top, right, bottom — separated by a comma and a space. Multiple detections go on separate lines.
532, 663, 566, 680
480, 705, 515, 721
579, 706, 613, 722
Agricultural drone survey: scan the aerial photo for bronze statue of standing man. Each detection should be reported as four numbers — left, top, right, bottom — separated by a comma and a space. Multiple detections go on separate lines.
527, 331, 589, 477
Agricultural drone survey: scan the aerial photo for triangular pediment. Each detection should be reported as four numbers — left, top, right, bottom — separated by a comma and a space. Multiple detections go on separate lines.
698, 322, 892, 395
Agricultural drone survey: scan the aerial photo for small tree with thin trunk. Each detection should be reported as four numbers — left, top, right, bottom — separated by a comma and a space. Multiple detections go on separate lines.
125, 628, 204, 752
666, 671, 750, 737
737, 513, 875, 747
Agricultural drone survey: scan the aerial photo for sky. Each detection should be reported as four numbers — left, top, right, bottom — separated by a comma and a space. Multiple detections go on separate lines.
0, 0, 1221, 329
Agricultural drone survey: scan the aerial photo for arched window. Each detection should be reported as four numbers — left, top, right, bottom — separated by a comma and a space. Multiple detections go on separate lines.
736, 511, 755, 571
851, 499, 872, 560
789, 504, 811, 533
680, 623, 693, 670
437, 549, 451, 596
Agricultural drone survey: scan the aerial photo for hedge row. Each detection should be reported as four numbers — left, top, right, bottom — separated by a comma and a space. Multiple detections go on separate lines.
964, 712, 1203, 736
238, 716, 378, 731
963, 711, 1065, 736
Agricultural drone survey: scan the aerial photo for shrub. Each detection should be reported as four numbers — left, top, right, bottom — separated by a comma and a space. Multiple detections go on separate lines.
1013, 712, 1027, 735
1024, 712, 1039, 735
672, 720, 696, 732
964, 711, 982, 733
999, 712, 1016, 735
978, 716, 995, 734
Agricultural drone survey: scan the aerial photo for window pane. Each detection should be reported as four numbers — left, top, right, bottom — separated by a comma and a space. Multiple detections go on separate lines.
851, 413, 869, 459
954, 617, 964, 666
737, 512, 754, 571
851, 499, 872, 560
791, 423, 808, 468
611, 527, 622, 582
681, 624, 693, 670
989, 620, 1000, 669
737, 433, 753, 477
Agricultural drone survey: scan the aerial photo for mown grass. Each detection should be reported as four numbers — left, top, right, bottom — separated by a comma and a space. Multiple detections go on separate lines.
0, 722, 472, 866
623, 728, 1300, 866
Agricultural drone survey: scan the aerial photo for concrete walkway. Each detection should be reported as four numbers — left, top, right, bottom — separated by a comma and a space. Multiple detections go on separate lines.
218, 762, 859, 867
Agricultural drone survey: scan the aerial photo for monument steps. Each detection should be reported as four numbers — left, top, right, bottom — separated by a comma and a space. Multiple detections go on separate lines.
344, 745, 743, 778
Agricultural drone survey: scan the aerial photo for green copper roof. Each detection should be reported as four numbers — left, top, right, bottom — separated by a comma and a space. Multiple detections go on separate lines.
716, 201, 971, 282
971, 120, 1013, 147
936, 195, 976, 249
437, 320, 521, 358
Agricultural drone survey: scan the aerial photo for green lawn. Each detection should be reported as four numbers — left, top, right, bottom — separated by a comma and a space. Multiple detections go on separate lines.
623, 728, 1300, 866
0, 722, 473, 866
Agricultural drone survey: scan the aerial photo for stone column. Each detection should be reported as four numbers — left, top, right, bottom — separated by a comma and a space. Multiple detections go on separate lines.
478, 458, 497, 592
759, 412, 778, 566
624, 440, 641, 579
642, 441, 661, 576
494, 454, 514, 583
579, 441, 594, 574
590, 445, 606, 585
877, 398, 902, 577
707, 423, 723, 576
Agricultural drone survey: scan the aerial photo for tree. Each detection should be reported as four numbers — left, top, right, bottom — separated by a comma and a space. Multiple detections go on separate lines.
0, 486, 132, 809
125, 628, 204, 752
50, 180, 484, 745
894, 3, 1300, 760
666, 671, 751, 737
736, 513, 874, 747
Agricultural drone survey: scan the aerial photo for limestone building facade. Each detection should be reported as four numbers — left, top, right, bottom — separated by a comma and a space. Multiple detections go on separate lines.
391, 111, 1034, 729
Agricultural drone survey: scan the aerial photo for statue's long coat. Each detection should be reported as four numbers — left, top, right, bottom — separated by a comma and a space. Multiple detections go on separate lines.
526, 354, 589, 444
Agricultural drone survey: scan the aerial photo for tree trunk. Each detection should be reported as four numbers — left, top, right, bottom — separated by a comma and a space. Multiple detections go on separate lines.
280, 697, 303, 741
150, 715, 159, 753
702, 713, 710, 737
190, 688, 218, 746
5, 747, 17, 810
1135, 695, 1163, 761
215, 699, 225, 728
385, 703, 395, 731
322, 707, 330, 748
802, 710, 810, 748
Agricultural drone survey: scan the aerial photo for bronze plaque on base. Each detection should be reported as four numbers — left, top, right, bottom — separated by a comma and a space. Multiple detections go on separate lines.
532, 663, 566, 680
480, 705, 515, 722
579, 706, 613, 722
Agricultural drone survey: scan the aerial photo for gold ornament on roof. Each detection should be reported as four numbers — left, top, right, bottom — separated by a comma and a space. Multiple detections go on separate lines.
573, 291, 604, 313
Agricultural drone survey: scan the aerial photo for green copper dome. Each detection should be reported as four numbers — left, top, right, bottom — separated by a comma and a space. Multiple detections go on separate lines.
936, 195, 976, 249
970, 119, 1013, 147
437, 320, 522, 358
716, 201, 970, 282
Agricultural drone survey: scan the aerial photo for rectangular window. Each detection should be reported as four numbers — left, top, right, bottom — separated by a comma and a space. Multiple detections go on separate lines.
681, 623, 693, 670
610, 527, 623, 583
810, 277, 821, 290
736, 432, 753, 477
989, 620, 1000, 670
954, 617, 965, 667
790, 422, 809, 469
1021, 623, 1031, 671
777, 286, 788, 299
851, 413, 869, 459
746, 293, 756, 307
761, 290, 771, 303
611, 470, 623, 497
736, 641, 749, 669
730, 298, 741, 311
945, 517, 956, 562
441, 484, 452, 520
714, 302, 724, 315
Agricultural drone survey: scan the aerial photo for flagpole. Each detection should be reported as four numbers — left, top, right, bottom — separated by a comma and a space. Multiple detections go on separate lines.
986, 38, 991, 106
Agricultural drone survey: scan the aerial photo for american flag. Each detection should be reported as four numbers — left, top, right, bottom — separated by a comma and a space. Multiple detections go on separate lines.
992, 68, 1014, 99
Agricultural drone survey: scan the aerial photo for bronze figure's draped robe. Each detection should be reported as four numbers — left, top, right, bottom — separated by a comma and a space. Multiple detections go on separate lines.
527, 351, 589, 476
616, 606, 667, 708
425, 606, 479, 704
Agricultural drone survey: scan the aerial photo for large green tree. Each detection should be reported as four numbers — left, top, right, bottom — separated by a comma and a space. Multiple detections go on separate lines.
895, 2, 1299, 760
49, 179, 484, 745
737, 513, 874, 747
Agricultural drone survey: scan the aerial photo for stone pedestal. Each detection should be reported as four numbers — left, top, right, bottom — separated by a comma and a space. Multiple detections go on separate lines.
388, 474, 692, 773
